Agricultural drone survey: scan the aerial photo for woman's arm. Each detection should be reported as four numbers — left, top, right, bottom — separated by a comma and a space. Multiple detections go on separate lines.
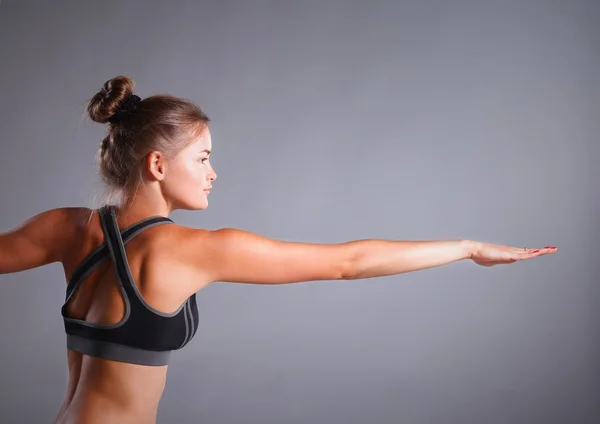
0, 208, 75, 274
187, 228, 550, 288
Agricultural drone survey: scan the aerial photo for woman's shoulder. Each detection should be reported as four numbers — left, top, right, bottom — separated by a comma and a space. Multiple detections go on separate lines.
0, 206, 93, 273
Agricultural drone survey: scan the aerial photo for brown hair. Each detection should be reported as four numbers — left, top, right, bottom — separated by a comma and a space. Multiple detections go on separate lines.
86, 75, 210, 207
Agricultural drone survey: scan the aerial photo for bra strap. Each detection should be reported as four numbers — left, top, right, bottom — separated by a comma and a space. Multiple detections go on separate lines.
98, 205, 155, 292
65, 207, 173, 300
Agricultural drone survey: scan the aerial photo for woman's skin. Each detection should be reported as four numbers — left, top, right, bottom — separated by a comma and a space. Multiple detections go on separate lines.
0, 128, 557, 423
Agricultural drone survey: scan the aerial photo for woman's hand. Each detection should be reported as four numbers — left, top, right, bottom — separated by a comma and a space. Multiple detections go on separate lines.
469, 242, 557, 267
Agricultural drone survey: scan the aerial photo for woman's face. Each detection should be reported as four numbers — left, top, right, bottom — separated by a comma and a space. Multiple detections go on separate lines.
163, 127, 216, 211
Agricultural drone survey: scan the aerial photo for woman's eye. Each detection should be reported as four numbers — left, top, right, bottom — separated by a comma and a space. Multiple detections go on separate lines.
200, 158, 208, 164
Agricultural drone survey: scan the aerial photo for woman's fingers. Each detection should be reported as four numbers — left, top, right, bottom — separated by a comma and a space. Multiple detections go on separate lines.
505, 245, 556, 253
514, 247, 557, 260
473, 245, 557, 267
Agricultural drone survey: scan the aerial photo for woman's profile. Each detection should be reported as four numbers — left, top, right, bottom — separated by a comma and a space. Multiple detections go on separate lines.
0, 76, 556, 424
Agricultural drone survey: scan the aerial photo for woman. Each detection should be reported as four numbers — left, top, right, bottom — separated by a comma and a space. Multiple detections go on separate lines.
0, 76, 556, 424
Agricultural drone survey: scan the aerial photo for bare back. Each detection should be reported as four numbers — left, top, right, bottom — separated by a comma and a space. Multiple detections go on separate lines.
54, 208, 211, 424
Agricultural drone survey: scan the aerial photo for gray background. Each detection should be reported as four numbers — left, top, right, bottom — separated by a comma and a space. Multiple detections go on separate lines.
0, 1, 598, 423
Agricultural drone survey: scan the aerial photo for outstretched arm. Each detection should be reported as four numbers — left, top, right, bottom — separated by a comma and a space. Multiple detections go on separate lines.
0, 208, 74, 274
187, 228, 555, 288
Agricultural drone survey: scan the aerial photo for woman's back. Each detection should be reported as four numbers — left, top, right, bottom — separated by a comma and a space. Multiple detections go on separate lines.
55, 207, 210, 424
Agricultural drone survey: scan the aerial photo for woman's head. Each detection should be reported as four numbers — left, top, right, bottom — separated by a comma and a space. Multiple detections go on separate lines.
87, 76, 216, 211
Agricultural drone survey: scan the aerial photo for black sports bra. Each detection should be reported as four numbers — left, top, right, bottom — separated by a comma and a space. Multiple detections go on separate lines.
61, 205, 199, 366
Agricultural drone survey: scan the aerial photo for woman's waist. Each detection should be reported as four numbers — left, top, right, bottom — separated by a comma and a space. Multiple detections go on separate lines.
60, 393, 159, 424
71, 354, 168, 410
63, 382, 163, 424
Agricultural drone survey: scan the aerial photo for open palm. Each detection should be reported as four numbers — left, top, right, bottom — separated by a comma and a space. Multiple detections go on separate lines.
470, 243, 557, 267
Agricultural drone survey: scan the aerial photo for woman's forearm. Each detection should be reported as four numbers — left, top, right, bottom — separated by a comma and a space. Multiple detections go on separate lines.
345, 239, 477, 279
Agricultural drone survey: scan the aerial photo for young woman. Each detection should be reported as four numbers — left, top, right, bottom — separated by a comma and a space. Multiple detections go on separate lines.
0, 76, 556, 424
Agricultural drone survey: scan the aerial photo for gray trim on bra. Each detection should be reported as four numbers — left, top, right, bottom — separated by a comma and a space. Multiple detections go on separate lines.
177, 298, 197, 349
186, 299, 196, 346
67, 334, 171, 366
183, 300, 191, 348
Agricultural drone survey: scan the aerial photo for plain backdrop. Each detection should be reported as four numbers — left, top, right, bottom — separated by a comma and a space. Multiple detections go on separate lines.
0, 1, 598, 423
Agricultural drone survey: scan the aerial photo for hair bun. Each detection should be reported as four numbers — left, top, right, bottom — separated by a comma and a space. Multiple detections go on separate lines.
87, 76, 136, 124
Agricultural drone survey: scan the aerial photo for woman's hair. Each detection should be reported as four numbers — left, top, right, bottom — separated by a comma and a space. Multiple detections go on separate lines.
86, 75, 210, 207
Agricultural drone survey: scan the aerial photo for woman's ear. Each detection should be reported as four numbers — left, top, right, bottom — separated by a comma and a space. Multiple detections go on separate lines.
146, 151, 167, 181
